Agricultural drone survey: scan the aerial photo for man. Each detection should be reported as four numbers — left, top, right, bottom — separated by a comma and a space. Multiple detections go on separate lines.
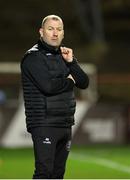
21, 15, 89, 179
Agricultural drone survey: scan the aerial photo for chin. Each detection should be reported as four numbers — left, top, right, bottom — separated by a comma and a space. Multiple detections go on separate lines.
51, 43, 60, 47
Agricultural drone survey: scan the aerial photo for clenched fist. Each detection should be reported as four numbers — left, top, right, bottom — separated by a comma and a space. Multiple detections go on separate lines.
60, 47, 73, 62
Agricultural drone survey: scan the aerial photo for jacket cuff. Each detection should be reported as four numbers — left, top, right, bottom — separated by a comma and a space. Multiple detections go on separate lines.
65, 58, 78, 66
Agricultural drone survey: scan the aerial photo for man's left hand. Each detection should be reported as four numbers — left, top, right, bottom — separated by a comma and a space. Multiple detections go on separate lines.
60, 47, 73, 62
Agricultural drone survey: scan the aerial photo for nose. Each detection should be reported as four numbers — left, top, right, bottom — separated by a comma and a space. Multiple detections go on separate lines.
53, 30, 58, 36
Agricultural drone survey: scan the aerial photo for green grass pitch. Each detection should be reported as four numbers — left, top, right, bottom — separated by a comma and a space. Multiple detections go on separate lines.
0, 145, 130, 179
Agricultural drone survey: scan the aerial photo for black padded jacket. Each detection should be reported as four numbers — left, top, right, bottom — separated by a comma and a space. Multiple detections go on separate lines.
21, 40, 89, 132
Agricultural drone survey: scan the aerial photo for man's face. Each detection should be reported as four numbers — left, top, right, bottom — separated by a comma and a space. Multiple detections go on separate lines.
40, 19, 64, 47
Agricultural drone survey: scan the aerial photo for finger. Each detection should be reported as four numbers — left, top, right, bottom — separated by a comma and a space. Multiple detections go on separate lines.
60, 47, 69, 54
60, 47, 63, 51
60, 47, 65, 53
64, 48, 70, 54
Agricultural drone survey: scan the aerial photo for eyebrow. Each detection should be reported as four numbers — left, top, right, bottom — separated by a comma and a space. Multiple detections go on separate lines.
47, 26, 63, 29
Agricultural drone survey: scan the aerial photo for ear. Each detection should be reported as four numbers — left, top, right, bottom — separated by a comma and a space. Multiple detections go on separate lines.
39, 28, 43, 37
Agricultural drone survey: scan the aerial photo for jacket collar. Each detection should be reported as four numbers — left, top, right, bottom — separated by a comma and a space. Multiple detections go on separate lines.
38, 39, 61, 55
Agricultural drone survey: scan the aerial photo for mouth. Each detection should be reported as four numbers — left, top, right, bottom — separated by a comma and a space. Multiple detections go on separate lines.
51, 39, 58, 41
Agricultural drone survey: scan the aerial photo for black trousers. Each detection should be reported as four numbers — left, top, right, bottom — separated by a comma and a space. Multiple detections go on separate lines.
31, 126, 72, 179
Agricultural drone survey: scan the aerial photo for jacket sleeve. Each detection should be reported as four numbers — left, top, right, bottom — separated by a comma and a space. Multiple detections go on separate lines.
66, 59, 89, 89
21, 53, 75, 95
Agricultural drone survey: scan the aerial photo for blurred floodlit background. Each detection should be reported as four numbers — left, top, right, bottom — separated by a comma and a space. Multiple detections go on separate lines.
0, 0, 130, 179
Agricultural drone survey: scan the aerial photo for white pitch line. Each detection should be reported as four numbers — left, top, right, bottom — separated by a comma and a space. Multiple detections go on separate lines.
70, 152, 130, 174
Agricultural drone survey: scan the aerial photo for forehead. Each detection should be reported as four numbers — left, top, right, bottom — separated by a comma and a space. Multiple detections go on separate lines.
44, 18, 63, 28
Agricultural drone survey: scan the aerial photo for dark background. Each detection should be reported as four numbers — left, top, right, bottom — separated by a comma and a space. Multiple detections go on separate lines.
0, 0, 130, 101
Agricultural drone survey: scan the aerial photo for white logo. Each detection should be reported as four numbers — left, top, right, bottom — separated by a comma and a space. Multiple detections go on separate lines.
66, 140, 71, 151
46, 53, 52, 56
43, 138, 51, 144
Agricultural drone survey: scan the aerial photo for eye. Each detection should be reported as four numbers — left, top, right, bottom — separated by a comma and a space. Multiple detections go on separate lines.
57, 28, 63, 31
48, 27, 53, 30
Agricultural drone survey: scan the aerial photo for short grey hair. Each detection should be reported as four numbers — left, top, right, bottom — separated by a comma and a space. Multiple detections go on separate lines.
41, 15, 63, 27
